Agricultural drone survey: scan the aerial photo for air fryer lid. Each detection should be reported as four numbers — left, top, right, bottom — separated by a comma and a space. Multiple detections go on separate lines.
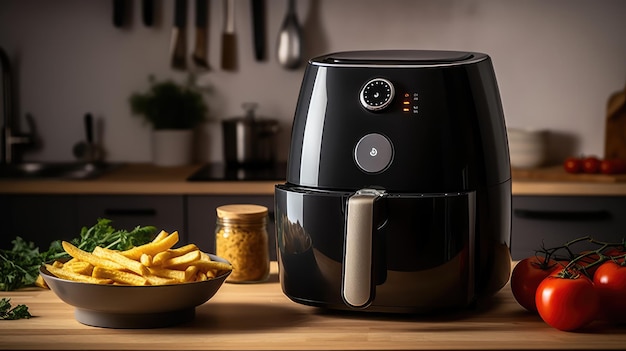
286, 49, 510, 192
312, 50, 477, 66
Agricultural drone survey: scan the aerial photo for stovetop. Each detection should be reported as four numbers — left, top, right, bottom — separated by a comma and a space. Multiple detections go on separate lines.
187, 162, 287, 181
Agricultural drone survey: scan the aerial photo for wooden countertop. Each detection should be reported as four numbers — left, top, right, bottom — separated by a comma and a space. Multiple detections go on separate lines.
0, 164, 279, 195
1, 163, 626, 196
2, 262, 625, 351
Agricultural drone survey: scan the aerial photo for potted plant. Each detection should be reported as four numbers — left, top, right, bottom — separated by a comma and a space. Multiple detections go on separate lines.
129, 76, 208, 166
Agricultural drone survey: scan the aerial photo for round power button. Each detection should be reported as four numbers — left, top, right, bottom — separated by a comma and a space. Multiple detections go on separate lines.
354, 133, 394, 173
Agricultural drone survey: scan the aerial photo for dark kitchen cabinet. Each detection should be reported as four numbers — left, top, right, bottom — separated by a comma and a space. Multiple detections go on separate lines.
74, 195, 186, 242
186, 195, 276, 260
510, 195, 626, 260
0, 194, 185, 250
0, 194, 78, 249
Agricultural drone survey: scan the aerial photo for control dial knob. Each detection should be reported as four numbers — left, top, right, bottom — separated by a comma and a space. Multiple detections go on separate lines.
360, 78, 395, 111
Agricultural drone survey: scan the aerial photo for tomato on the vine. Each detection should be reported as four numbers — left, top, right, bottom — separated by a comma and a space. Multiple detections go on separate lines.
593, 261, 626, 323
510, 256, 559, 312
600, 159, 626, 174
574, 251, 603, 277
563, 157, 583, 174
535, 273, 598, 331
604, 248, 626, 264
582, 156, 601, 174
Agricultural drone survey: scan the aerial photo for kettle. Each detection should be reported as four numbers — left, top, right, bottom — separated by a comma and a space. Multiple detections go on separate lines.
222, 103, 279, 167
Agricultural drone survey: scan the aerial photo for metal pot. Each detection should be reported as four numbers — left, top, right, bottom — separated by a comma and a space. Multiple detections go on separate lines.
222, 103, 279, 167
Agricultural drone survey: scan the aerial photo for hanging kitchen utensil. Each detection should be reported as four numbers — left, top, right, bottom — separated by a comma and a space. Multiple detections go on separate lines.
142, 0, 154, 27
192, 0, 210, 69
72, 113, 100, 162
251, 0, 266, 61
170, 0, 188, 70
221, 0, 237, 71
276, 0, 302, 69
112, 0, 128, 28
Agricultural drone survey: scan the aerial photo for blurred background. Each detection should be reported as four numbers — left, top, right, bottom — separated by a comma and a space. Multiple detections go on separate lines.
0, 0, 624, 165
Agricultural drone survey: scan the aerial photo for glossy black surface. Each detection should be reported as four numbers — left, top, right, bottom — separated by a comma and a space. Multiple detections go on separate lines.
287, 50, 510, 193
277, 50, 512, 312
275, 186, 476, 313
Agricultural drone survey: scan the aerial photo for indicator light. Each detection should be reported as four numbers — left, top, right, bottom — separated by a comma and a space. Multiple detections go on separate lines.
403, 108, 410, 112
403, 101, 410, 105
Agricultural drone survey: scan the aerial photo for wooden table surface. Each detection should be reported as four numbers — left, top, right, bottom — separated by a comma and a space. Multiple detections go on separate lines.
1, 263, 625, 351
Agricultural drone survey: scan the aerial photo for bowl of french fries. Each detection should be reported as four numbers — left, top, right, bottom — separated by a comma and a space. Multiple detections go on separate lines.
39, 230, 232, 328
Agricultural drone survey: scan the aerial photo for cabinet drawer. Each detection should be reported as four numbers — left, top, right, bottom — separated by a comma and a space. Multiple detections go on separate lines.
511, 196, 626, 260
187, 195, 276, 260
76, 195, 186, 244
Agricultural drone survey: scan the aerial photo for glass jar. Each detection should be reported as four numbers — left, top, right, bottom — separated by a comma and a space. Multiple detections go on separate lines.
215, 204, 270, 283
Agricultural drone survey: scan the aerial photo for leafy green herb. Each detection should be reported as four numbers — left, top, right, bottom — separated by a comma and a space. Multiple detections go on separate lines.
0, 298, 31, 320
0, 237, 46, 291
58, 218, 157, 255
0, 218, 157, 291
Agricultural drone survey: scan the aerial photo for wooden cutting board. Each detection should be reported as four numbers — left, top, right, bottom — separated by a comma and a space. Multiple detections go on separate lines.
512, 165, 626, 183
605, 83, 626, 160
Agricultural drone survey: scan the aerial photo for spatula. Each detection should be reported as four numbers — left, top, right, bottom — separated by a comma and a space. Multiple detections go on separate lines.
170, 0, 187, 70
192, 0, 210, 69
221, 0, 237, 71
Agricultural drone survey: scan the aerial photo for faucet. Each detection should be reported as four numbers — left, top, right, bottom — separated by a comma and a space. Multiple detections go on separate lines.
1, 47, 33, 164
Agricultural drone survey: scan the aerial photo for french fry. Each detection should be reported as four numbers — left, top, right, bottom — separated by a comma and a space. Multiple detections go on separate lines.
144, 274, 178, 286
163, 250, 201, 268
184, 266, 198, 282
93, 246, 149, 276
152, 230, 169, 243
63, 260, 94, 276
120, 231, 179, 260
168, 244, 199, 257
151, 251, 172, 266
92, 266, 148, 286
45, 264, 113, 285
62, 241, 125, 271
192, 252, 234, 273
148, 267, 186, 282
140, 253, 152, 267
35, 274, 49, 289
45, 229, 232, 286
196, 272, 208, 281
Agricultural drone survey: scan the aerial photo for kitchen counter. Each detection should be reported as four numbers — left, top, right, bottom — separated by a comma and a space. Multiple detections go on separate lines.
0, 164, 278, 195
1, 163, 626, 196
1, 262, 625, 351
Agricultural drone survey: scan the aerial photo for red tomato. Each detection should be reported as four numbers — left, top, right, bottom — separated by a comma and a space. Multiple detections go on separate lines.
574, 251, 603, 277
535, 274, 599, 331
510, 257, 559, 312
563, 157, 583, 174
604, 248, 626, 264
600, 159, 626, 174
582, 156, 601, 174
593, 261, 626, 323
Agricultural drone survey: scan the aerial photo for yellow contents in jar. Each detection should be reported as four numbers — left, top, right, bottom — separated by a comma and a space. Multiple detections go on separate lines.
215, 204, 270, 283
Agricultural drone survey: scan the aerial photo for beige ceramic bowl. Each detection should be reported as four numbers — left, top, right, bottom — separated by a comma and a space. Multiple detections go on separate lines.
507, 128, 548, 169
40, 254, 231, 329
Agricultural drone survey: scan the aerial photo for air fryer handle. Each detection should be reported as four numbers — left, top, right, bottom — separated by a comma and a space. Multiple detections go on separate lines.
342, 189, 385, 308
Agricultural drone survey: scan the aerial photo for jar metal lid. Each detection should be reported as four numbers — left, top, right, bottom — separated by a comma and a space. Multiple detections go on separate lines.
216, 204, 268, 221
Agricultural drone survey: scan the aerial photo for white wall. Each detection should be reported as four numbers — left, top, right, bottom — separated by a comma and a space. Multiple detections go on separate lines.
1, 0, 625, 164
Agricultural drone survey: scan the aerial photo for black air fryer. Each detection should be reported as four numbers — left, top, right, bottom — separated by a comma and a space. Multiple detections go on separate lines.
275, 50, 511, 313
